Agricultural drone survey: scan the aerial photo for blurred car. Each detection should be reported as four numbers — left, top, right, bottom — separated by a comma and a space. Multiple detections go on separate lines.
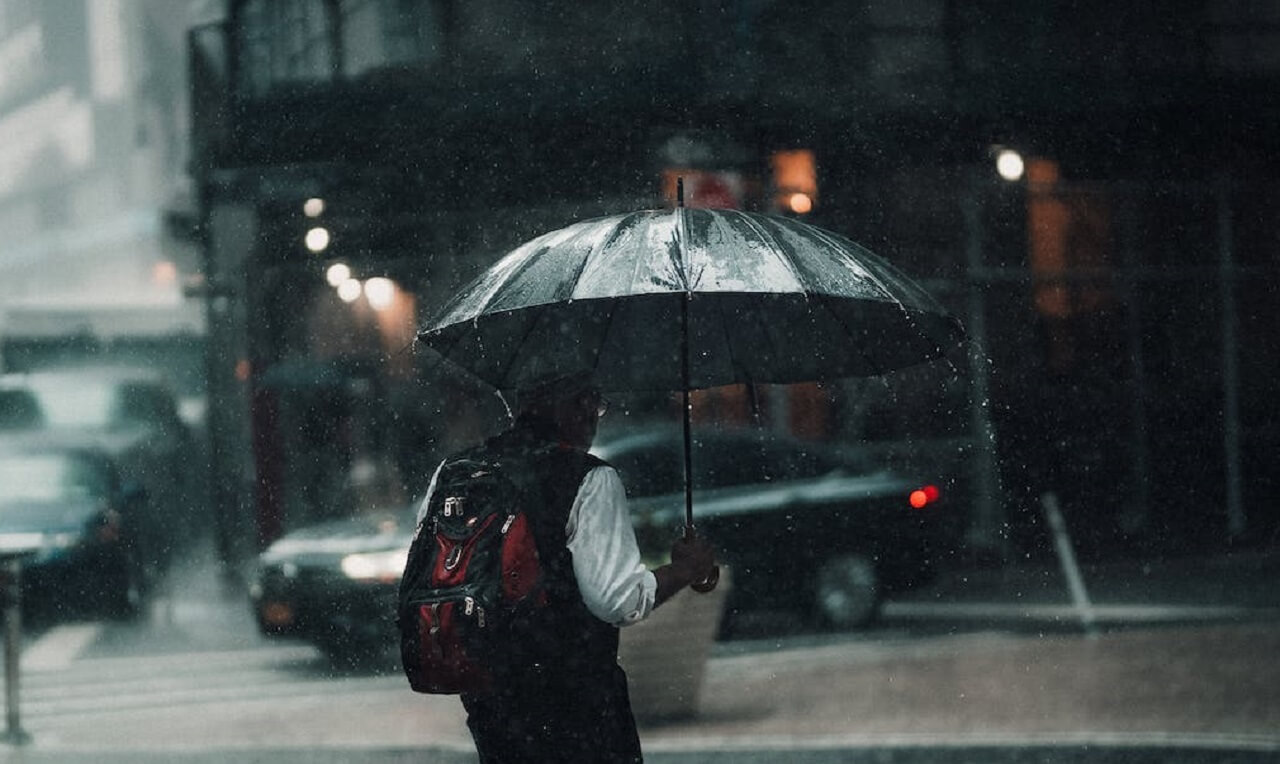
0, 388, 45, 431
250, 506, 414, 661
0, 367, 195, 573
0, 435, 147, 619
592, 426, 959, 631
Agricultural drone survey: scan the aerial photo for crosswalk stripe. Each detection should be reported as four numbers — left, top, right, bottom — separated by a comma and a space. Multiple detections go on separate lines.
22, 673, 403, 718
30, 643, 322, 680
14, 638, 406, 720
881, 601, 1265, 621
21, 623, 102, 672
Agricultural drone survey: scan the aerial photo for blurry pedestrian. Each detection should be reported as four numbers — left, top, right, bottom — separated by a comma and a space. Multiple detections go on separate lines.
416, 371, 717, 763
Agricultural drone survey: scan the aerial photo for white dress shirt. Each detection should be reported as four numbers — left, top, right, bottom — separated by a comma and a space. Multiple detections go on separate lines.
416, 461, 657, 628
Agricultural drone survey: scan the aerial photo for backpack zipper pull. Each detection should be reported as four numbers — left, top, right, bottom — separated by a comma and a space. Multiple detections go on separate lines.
464, 596, 474, 616
500, 514, 516, 534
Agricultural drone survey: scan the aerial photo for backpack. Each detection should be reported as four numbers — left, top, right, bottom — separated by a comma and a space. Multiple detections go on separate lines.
397, 450, 547, 694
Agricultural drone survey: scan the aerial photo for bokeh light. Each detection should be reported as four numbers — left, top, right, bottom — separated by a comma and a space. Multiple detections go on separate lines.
337, 277, 362, 303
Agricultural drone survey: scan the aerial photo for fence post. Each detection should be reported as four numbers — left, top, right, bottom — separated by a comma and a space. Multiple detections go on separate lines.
0, 554, 30, 745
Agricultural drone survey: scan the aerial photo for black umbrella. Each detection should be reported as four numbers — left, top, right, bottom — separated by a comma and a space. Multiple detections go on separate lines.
419, 195, 964, 586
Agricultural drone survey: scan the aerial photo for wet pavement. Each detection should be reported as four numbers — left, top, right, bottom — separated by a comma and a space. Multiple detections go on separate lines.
0, 544, 1276, 763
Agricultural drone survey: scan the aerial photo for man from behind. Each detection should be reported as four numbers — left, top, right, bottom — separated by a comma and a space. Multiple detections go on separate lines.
413, 371, 718, 763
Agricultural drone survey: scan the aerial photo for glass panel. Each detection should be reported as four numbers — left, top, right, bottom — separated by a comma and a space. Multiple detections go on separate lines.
237, 0, 335, 97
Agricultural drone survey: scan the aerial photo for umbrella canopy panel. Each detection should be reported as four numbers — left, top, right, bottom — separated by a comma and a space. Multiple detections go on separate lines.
421, 209, 963, 392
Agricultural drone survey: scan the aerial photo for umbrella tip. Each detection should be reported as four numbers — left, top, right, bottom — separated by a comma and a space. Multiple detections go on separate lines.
676, 176, 684, 208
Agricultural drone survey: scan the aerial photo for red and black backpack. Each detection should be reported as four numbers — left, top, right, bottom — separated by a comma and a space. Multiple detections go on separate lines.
397, 449, 550, 695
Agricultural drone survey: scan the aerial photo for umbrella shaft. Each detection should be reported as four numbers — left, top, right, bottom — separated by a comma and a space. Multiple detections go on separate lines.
683, 386, 693, 530
680, 292, 694, 531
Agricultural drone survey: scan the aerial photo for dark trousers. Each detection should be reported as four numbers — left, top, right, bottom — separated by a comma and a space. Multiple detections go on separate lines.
462, 663, 642, 764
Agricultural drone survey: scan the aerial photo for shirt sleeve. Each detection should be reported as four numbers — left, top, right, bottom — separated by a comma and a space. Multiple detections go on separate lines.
565, 465, 658, 627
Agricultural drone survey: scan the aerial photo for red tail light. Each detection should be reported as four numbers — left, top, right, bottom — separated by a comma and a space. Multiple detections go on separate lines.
909, 485, 940, 509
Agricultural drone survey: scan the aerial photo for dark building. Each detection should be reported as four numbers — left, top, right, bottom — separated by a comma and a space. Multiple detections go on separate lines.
188, 1, 1279, 566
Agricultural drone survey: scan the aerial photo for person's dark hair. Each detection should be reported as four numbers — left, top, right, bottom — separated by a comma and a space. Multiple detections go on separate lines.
515, 371, 599, 419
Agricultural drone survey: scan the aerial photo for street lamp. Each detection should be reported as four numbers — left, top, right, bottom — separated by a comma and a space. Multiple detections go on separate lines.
364, 277, 396, 311
787, 192, 813, 214
325, 262, 350, 287
304, 226, 331, 253
336, 277, 362, 303
996, 149, 1026, 182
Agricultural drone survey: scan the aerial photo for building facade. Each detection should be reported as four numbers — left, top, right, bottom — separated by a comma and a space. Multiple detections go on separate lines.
0, 0, 203, 352
190, 0, 1280, 564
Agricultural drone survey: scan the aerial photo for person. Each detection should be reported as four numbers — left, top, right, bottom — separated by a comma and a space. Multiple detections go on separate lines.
415, 371, 718, 763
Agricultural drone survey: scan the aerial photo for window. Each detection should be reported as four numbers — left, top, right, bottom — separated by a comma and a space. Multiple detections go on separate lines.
234, 0, 447, 96
236, 0, 337, 97
341, 0, 444, 77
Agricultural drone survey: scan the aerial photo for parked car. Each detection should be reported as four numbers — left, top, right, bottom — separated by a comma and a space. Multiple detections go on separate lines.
0, 435, 147, 619
0, 388, 45, 431
250, 506, 414, 661
591, 425, 959, 631
0, 368, 196, 574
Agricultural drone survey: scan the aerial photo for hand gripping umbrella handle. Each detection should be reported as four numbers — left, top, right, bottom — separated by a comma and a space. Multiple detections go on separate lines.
683, 525, 720, 594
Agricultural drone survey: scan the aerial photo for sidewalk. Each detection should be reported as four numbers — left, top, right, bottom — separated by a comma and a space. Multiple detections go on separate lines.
5, 620, 1277, 763
651, 620, 1280, 749
879, 546, 1280, 630
1, 549, 1277, 763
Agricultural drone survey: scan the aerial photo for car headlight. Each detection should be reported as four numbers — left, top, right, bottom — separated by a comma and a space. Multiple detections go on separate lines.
46, 531, 82, 550
0, 532, 82, 564
339, 549, 408, 583
0, 533, 48, 556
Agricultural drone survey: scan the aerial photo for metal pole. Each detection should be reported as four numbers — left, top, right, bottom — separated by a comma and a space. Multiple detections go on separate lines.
1118, 200, 1151, 535
1040, 492, 1098, 639
677, 178, 694, 533
961, 171, 1003, 554
1216, 177, 1244, 539
1, 556, 29, 745
674, 184, 717, 592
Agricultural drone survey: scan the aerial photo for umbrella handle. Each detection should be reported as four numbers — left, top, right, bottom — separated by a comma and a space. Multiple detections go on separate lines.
690, 565, 720, 594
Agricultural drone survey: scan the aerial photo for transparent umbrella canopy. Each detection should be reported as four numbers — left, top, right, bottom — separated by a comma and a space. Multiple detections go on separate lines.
420, 207, 963, 394
418, 201, 965, 580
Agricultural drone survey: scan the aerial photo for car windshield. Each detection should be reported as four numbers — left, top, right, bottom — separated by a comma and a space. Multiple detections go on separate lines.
24, 381, 116, 429
605, 431, 866, 498
0, 455, 108, 503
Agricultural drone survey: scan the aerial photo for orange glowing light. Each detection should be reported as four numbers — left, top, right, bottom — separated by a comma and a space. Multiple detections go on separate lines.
152, 261, 178, 285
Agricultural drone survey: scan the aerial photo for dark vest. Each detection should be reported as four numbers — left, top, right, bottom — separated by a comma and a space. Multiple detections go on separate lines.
470, 421, 620, 686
